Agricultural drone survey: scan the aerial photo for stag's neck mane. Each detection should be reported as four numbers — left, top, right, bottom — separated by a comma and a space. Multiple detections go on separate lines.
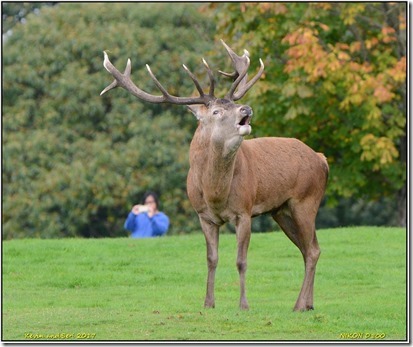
190, 123, 243, 207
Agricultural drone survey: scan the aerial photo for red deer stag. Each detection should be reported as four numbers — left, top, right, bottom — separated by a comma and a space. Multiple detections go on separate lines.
101, 41, 329, 311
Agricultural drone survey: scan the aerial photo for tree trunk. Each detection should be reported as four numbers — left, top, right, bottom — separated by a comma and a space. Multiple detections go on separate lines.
396, 185, 406, 227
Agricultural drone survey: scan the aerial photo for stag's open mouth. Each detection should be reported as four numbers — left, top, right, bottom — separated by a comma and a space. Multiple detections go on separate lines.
237, 116, 252, 136
239, 116, 251, 126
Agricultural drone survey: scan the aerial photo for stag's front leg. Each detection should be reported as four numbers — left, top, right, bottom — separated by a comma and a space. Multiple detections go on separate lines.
235, 215, 252, 310
199, 218, 220, 308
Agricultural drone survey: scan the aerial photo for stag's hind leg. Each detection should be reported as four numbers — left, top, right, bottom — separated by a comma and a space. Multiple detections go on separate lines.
273, 200, 321, 311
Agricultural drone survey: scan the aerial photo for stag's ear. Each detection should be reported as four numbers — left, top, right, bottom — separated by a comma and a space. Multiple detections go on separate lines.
187, 105, 206, 121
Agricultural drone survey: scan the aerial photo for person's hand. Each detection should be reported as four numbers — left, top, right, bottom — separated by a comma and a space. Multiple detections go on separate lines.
132, 205, 142, 215
147, 204, 156, 217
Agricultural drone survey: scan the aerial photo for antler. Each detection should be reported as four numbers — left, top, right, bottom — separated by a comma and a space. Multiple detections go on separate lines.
219, 40, 265, 101
101, 41, 263, 104
100, 51, 215, 105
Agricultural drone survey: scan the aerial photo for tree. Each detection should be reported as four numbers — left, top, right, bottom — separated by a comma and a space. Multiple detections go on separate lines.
208, 3, 406, 226
3, 3, 215, 238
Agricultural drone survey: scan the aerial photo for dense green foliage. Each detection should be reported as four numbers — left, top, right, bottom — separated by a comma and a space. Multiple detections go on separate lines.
2, 2, 57, 34
3, 3, 215, 238
209, 3, 406, 222
3, 227, 406, 340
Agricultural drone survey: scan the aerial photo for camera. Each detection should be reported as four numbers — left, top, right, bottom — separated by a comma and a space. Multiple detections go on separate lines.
138, 205, 149, 213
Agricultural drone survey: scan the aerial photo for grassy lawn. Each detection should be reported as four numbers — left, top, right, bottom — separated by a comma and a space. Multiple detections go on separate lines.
2, 227, 407, 341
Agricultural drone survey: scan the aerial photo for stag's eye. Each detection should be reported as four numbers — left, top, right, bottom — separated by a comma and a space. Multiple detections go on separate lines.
212, 110, 220, 115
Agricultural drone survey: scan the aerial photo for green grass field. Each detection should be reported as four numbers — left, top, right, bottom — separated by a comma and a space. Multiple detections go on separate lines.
2, 227, 407, 341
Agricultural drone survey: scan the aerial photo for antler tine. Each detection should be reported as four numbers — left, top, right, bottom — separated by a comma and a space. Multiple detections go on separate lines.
219, 43, 250, 78
101, 52, 214, 105
219, 40, 264, 101
182, 64, 205, 97
225, 56, 250, 100
145, 64, 172, 98
101, 52, 164, 103
202, 58, 215, 97
100, 52, 128, 96
232, 58, 264, 101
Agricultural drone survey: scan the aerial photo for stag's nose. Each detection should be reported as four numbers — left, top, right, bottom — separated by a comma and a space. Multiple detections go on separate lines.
240, 106, 253, 116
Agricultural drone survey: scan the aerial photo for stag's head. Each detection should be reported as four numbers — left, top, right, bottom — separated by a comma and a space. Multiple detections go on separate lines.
101, 40, 264, 144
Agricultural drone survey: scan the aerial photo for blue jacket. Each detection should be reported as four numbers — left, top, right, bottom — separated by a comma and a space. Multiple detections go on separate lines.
124, 211, 169, 238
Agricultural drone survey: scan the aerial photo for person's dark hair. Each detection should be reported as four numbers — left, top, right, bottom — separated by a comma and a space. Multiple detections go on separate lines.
142, 191, 160, 209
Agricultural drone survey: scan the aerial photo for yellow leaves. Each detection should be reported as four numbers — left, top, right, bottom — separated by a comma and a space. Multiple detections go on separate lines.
264, 2, 404, 175
283, 27, 329, 82
340, 3, 366, 25
282, 83, 296, 97
366, 106, 381, 121
285, 106, 297, 120
368, 73, 396, 104
388, 57, 406, 83
297, 85, 313, 98
339, 93, 363, 111
365, 37, 379, 49
381, 26, 397, 43
360, 134, 399, 170
363, 104, 384, 131
323, 80, 336, 94
282, 83, 313, 98
253, 80, 275, 95
284, 104, 310, 120
318, 23, 330, 32
337, 51, 351, 61
339, 63, 399, 111
284, 24, 401, 109
350, 42, 362, 53
282, 32, 298, 46
243, 3, 288, 14
373, 85, 395, 103
282, 27, 318, 46
264, 3, 287, 15
313, 3, 332, 11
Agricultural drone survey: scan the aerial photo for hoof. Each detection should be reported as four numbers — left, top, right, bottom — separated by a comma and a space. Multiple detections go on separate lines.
204, 301, 215, 309
240, 300, 249, 310
294, 305, 314, 312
